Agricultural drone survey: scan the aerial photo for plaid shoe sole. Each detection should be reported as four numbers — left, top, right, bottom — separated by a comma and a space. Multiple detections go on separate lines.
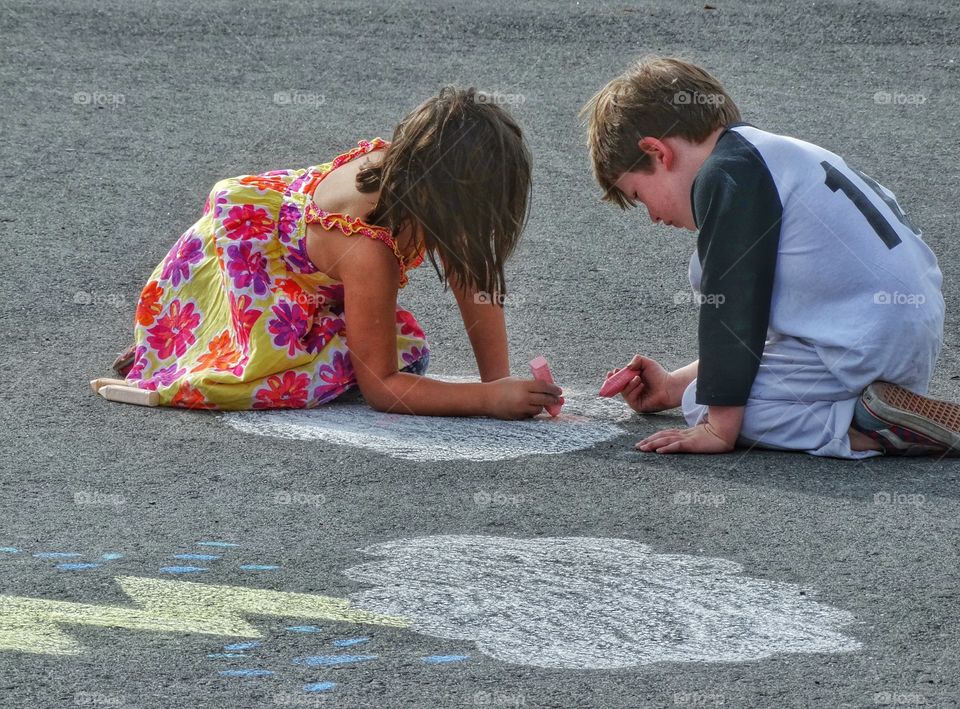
853, 382, 960, 456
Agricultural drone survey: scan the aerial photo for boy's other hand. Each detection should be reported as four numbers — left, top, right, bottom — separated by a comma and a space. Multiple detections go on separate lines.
635, 422, 735, 454
613, 356, 681, 413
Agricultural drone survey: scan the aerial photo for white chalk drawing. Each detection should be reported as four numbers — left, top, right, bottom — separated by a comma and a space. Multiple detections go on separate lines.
221, 376, 629, 461
344, 535, 861, 669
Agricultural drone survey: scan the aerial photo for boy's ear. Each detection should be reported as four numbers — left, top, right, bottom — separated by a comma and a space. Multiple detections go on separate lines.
637, 137, 675, 170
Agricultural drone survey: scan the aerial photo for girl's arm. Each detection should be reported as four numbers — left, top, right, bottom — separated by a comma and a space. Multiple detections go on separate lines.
339, 238, 561, 417
448, 276, 511, 382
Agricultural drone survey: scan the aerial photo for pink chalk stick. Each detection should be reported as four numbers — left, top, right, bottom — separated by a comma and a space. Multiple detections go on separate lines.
599, 366, 638, 398
529, 356, 563, 417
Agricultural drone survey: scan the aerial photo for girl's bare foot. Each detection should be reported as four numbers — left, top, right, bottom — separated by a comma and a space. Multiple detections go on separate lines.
111, 343, 136, 377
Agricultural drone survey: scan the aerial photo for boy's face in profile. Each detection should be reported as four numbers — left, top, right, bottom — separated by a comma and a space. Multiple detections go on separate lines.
612, 137, 703, 231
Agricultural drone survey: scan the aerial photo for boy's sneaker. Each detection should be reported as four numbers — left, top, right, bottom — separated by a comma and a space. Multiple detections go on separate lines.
852, 382, 960, 456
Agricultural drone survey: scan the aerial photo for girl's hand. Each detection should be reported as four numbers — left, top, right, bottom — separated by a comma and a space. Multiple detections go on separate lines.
613, 356, 681, 413
484, 377, 564, 420
635, 422, 735, 454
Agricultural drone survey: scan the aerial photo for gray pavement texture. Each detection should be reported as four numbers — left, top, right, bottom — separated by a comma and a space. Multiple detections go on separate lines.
2, 0, 960, 707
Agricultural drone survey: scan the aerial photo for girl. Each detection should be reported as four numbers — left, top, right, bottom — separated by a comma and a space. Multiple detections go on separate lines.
100, 87, 563, 419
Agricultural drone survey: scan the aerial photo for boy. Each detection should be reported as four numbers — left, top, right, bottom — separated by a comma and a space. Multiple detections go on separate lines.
583, 56, 959, 458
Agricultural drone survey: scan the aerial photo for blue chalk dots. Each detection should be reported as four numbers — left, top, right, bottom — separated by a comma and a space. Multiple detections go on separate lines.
239, 564, 279, 571
422, 654, 470, 664
304, 682, 336, 693
292, 655, 378, 667
100, 553, 123, 560
219, 669, 273, 677
33, 552, 81, 559
286, 626, 322, 633
0, 547, 20, 554
224, 641, 262, 651
197, 541, 240, 548
159, 566, 208, 574
332, 637, 370, 648
173, 553, 221, 561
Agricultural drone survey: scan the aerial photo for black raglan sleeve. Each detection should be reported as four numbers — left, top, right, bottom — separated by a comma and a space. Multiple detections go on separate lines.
693, 139, 783, 406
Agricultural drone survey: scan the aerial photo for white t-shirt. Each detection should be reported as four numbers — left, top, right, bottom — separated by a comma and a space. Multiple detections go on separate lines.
689, 123, 944, 404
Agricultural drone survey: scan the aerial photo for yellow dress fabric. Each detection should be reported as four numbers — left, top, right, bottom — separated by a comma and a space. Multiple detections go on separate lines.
125, 138, 429, 410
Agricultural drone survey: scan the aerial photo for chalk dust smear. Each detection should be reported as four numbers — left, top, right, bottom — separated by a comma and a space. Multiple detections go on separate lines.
221, 377, 630, 461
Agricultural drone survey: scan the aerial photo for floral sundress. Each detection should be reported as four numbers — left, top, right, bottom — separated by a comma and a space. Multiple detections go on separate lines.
124, 138, 429, 410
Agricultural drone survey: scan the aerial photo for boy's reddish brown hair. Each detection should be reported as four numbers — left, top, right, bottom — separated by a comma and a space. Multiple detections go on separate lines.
581, 57, 742, 209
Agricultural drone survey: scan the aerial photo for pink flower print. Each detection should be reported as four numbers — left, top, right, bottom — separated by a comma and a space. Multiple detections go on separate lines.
146, 299, 201, 360
228, 353, 249, 377
253, 371, 310, 409
317, 351, 354, 387
277, 202, 301, 243
268, 301, 308, 357
222, 203, 274, 241
287, 171, 310, 193
229, 292, 262, 351
161, 232, 204, 287
125, 345, 149, 381
396, 310, 425, 338
226, 241, 271, 296
304, 315, 344, 354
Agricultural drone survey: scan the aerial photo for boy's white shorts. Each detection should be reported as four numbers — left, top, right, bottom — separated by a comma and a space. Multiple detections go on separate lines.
680, 334, 934, 460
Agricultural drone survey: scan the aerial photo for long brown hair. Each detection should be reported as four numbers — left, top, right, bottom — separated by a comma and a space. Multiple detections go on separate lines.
357, 87, 532, 298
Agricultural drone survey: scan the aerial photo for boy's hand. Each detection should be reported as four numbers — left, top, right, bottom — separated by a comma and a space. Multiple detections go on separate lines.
612, 356, 681, 413
635, 422, 735, 454
484, 377, 564, 420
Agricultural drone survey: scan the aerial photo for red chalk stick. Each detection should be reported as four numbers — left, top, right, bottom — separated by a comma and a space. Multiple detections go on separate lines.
599, 366, 638, 398
529, 356, 563, 417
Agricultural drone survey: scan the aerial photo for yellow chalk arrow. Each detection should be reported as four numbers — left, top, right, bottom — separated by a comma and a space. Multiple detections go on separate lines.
0, 575, 407, 655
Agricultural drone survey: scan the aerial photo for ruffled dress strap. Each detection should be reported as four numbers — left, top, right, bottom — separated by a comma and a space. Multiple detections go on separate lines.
303, 138, 423, 288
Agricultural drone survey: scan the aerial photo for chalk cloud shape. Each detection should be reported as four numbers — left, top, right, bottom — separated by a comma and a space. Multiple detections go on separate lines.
221, 378, 629, 461
344, 535, 861, 669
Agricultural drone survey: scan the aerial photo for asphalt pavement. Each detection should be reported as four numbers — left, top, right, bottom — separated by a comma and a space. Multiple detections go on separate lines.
1, 0, 959, 707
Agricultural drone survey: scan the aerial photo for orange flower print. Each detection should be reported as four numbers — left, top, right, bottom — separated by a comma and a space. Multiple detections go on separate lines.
191, 330, 242, 373
253, 371, 310, 409
238, 175, 290, 193
275, 278, 308, 306
300, 171, 324, 196
229, 292, 262, 352
136, 280, 165, 327
171, 381, 214, 409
